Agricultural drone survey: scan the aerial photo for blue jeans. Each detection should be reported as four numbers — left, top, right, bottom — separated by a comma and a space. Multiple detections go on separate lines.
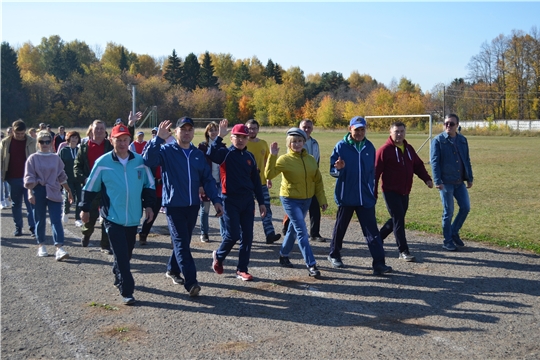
6, 178, 35, 232
166, 205, 200, 291
280, 197, 316, 267
260, 185, 275, 236
439, 183, 470, 245
1, 180, 10, 201
216, 195, 254, 273
103, 220, 137, 298
32, 185, 64, 245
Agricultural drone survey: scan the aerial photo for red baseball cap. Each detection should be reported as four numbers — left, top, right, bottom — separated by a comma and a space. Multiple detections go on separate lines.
110, 124, 131, 138
231, 124, 249, 136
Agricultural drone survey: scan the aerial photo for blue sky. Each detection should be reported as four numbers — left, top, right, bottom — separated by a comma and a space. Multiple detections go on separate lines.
2, 1, 539, 93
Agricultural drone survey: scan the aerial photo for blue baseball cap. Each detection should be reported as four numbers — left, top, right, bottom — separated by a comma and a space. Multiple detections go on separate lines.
349, 116, 366, 129
177, 117, 194, 128
152, 127, 158, 133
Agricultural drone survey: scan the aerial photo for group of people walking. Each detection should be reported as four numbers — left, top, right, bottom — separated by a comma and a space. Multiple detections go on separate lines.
1, 113, 473, 305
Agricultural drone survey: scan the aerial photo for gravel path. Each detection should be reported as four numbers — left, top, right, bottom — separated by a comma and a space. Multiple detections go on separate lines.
2, 204, 540, 359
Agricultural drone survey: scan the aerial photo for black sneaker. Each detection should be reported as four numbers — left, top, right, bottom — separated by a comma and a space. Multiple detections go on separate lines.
453, 235, 465, 247
310, 236, 326, 243
279, 256, 294, 268
373, 265, 393, 275
327, 255, 345, 268
266, 233, 281, 244
308, 265, 321, 278
29, 227, 35, 237
13, 229, 23, 237
189, 283, 201, 297
165, 271, 185, 285
81, 236, 90, 247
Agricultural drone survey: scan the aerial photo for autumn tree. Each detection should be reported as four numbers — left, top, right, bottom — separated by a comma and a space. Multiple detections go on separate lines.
210, 53, 236, 85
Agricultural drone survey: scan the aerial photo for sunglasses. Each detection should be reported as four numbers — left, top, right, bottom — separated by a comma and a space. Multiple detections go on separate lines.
444, 122, 456, 127
38, 140, 52, 145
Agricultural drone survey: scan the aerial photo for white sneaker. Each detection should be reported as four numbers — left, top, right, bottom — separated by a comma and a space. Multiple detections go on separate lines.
62, 214, 68, 223
37, 246, 48, 257
0, 200, 9, 209
75, 220, 83, 227
55, 247, 69, 261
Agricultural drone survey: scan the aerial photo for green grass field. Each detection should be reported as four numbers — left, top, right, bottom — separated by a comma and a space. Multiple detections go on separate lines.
96, 126, 540, 253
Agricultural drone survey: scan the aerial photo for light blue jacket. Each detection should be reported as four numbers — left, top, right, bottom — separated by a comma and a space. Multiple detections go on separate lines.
430, 132, 473, 186
81, 151, 155, 227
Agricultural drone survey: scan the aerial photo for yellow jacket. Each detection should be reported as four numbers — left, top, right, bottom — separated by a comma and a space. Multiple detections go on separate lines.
265, 148, 327, 206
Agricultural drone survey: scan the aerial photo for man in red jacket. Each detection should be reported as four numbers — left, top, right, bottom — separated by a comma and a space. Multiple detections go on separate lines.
375, 121, 433, 262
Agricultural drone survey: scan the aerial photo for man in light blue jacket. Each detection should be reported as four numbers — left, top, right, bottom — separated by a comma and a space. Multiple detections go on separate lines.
80, 124, 156, 305
430, 113, 473, 251
327, 117, 391, 275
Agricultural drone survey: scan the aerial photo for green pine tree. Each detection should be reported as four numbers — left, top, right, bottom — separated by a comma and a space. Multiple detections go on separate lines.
182, 52, 200, 91
164, 50, 183, 86
1, 42, 28, 122
199, 51, 218, 89
119, 46, 129, 72
234, 62, 251, 87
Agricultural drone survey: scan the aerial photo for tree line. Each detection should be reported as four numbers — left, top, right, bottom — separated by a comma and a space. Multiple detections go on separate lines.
2, 29, 539, 130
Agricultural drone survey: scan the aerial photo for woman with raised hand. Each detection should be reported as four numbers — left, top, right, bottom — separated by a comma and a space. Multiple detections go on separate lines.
24, 130, 73, 260
265, 127, 328, 278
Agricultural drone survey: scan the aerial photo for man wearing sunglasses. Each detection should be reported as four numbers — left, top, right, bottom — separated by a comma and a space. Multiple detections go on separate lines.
430, 113, 473, 251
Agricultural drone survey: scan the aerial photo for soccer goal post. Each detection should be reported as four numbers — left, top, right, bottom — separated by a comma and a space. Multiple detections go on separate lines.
364, 114, 433, 157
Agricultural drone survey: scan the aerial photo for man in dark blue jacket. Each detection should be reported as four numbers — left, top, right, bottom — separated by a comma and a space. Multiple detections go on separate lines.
144, 117, 223, 297
208, 119, 266, 282
327, 116, 391, 275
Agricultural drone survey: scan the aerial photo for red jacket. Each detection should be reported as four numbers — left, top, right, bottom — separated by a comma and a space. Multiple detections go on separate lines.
375, 137, 432, 196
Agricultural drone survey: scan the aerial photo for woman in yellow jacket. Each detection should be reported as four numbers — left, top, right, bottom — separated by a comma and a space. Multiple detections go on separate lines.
265, 128, 327, 278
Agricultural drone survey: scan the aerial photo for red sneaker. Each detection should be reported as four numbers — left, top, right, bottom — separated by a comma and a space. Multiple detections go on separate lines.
236, 271, 253, 281
212, 250, 223, 275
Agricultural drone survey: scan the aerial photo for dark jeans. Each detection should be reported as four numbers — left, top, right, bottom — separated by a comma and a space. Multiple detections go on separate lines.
103, 220, 137, 298
64, 181, 82, 220
140, 197, 162, 236
6, 178, 35, 232
81, 195, 109, 249
165, 205, 199, 291
379, 192, 410, 253
215, 195, 255, 273
283, 195, 321, 238
329, 205, 386, 269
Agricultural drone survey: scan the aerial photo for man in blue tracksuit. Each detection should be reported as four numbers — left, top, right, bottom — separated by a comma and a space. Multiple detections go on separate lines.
80, 124, 156, 305
208, 119, 266, 282
144, 117, 223, 297
327, 116, 391, 275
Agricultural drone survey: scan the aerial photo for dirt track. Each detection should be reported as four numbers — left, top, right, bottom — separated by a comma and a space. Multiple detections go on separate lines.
2, 204, 540, 359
